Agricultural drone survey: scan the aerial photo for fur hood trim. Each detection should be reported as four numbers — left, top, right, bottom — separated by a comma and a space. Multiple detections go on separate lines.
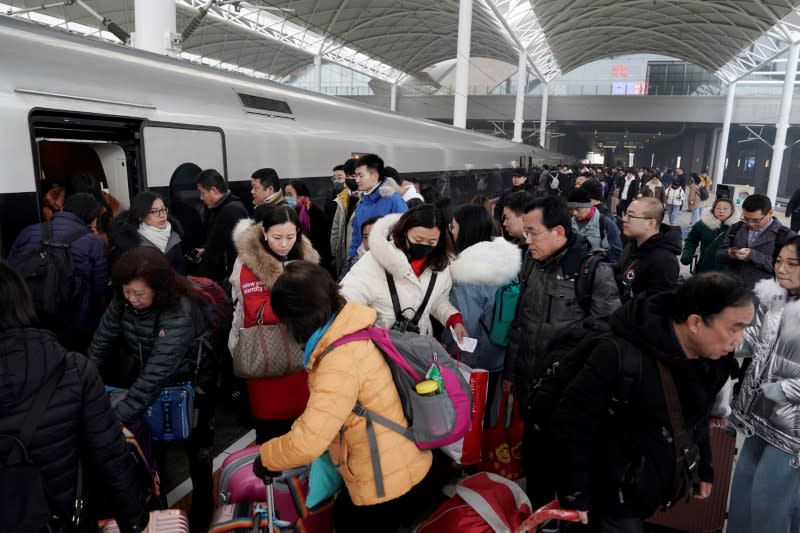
756, 278, 800, 342
368, 213, 414, 277
378, 177, 401, 198
233, 218, 320, 288
754, 278, 792, 309
700, 208, 736, 231
450, 238, 521, 285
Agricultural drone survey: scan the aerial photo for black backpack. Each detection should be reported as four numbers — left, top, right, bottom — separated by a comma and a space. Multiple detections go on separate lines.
698, 185, 709, 201
573, 250, 607, 314
10, 222, 89, 325
0, 364, 66, 533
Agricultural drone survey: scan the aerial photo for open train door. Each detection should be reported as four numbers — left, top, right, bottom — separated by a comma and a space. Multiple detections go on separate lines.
140, 122, 227, 250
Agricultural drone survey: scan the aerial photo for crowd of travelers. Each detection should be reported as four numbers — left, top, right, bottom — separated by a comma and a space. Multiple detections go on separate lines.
1, 155, 799, 533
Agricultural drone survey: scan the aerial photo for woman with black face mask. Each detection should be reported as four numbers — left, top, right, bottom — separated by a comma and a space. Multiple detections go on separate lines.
340, 204, 468, 341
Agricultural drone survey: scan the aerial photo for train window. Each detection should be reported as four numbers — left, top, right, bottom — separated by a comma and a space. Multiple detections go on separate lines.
141, 124, 226, 189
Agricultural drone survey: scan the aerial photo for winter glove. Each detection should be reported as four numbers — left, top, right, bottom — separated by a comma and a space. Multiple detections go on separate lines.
252, 454, 281, 481
761, 382, 788, 404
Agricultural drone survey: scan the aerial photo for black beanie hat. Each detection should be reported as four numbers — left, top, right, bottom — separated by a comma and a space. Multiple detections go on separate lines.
567, 187, 593, 209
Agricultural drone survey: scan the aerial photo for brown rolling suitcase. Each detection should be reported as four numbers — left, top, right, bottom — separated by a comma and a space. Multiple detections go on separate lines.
100, 509, 189, 533
645, 417, 737, 532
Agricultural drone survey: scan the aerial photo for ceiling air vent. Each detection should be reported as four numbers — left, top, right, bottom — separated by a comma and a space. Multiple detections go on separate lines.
237, 92, 294, 119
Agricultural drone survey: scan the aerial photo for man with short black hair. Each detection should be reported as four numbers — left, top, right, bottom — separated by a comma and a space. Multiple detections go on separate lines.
503, 196, 620, 399
501, 190, 534, 251
251, 167, 286, 207
616, 197, 681, 302
348, 154, 407, 257
194, 169, 249, 281
495, 169, 535, 225
548, 273, 754, 532
717, 193, 795, 288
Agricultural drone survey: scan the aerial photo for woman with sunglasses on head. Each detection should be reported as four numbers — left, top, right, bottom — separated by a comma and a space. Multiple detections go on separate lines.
109, 191, 186, 274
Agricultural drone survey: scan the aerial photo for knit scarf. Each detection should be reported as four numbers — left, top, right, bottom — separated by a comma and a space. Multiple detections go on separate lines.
138, 221, 171, 253
259, 190, 285, 207
296, 196, 312, 235
303, 315, 336, 368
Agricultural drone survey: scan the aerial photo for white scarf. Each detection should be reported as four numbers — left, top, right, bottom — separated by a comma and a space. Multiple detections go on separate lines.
138, 221, 172, 253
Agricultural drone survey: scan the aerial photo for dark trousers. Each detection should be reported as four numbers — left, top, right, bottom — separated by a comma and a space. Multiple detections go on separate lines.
332, 468, 437, 532
567, 516, 645, 533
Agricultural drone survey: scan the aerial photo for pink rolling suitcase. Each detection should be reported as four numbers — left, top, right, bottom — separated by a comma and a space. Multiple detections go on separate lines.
100, 509, 189, 532
215, 445, 333, 532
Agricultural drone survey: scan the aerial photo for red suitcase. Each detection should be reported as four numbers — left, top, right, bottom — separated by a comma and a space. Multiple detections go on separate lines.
645, 417, 737, 532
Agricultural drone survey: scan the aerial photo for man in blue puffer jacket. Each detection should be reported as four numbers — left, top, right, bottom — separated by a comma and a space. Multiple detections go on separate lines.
348, 153, 407, 257
8, 193, 108, 351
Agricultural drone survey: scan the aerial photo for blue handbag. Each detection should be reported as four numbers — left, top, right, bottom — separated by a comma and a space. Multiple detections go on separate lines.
143, 383, 194, 442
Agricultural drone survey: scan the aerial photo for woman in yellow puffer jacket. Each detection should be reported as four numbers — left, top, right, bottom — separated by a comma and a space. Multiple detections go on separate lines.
255, 261, 434, 532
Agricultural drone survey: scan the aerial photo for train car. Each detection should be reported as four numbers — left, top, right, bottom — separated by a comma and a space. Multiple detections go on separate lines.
0, 16, 565, 255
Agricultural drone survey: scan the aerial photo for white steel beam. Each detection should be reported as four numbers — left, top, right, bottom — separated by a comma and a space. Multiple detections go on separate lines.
714, 82, 737, 187
313, 54, 322, 92
767, 40, 800, 203
390, 80, 397, 112
176, 0, 408, 84
453, 0, 473, 129
540, 83, 549, 149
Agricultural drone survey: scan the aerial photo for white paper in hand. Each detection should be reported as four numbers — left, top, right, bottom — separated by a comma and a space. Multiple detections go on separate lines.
450, 327, 477, 353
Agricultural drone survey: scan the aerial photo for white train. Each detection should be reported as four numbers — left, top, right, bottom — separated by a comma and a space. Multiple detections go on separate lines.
0, 15, 565, 256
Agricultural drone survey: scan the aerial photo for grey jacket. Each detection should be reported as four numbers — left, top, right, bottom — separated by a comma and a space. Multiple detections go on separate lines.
716, 218, 795, 289
731, 278, 800, 466
503, 234, 621, 384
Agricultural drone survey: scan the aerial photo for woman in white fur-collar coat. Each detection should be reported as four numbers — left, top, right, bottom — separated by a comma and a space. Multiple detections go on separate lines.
340, 205, 467, 340
443, 204, 521, 373
729, 235, 800, 533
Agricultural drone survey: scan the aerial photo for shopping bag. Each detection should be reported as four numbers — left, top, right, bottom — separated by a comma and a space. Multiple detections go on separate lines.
441, 367, 489, 465
480, 392, 524, 480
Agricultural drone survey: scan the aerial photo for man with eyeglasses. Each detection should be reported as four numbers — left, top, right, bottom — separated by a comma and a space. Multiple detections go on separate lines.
717, 194, 795, 289
615, 197, 682, 303
502, 196, 620, 402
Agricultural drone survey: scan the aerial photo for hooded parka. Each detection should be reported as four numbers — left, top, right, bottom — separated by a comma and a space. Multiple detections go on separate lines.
680, 209, 736, 274
615, 224, 682, 302
340, 213, 460, 336
259, 302, 432, 505
228, 219, 320, 420
347, 178, 407, 258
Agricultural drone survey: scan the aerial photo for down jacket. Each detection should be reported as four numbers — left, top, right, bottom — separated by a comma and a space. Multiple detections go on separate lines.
680, 209, 736, 274
443, 238, 522, 371
259, 302, 433, 505
732, 279, 800, 466
88, 296, 196, 424
0, 328, 147, 532
347, 178, 407, 257
340, 213, 460, 336
503, 234, 621, 385
228, 219, 320, 421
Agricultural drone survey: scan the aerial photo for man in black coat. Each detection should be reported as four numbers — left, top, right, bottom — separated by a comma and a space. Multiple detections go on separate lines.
194, 169, 250, 282
552, 273, 754, 532
616, 197, 681, 302
494, 169, 535, 225
786, 186, 800, 232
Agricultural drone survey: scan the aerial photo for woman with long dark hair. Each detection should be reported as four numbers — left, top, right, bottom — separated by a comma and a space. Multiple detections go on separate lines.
88, 248, 213, 529
283, 179, 334, 275
340, 204, 467, 341
0, 260, 148, 533
228, 204, 320, 444
255, 261, 435, 532
445, 204, 521, 374
729, 236, 800, 533
110, 191, 186, 273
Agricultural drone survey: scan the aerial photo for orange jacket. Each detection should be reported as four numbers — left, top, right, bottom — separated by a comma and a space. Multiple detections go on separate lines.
259, 302, 432, 505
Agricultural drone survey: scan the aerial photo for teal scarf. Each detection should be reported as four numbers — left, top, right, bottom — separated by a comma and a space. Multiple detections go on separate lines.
303, 315, 336, 368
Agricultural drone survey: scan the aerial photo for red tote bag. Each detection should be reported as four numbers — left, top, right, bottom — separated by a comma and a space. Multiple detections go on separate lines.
480, 393, 524, 480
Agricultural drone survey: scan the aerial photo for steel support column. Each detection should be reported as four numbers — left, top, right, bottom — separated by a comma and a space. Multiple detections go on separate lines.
713, 82, 737, 188
539, 84, 549, 149
134, 0, 177, 56
767, 40, 800, 203
390, 81, 397, 112
313, 55, 322, 93
453, 0, 473, 128
512, 48, 527, 143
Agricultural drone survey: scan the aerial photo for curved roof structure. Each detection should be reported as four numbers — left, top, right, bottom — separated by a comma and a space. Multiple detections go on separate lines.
3, 0, 800, 85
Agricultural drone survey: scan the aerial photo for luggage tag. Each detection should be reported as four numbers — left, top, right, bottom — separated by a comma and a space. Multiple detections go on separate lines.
450, 327, 477, 353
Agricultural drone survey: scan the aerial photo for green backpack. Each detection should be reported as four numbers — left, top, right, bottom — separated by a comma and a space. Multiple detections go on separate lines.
487, 280, 521, 347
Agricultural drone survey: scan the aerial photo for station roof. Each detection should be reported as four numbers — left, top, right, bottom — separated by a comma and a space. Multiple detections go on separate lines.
3, 0, 800, 85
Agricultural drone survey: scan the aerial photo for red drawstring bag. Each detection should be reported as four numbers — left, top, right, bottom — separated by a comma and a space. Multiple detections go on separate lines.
480, 392, 524, 480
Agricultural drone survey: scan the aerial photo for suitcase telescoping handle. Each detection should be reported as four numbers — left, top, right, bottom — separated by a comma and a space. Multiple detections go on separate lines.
515, 500, 580, 533
255, 475, 275, 533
